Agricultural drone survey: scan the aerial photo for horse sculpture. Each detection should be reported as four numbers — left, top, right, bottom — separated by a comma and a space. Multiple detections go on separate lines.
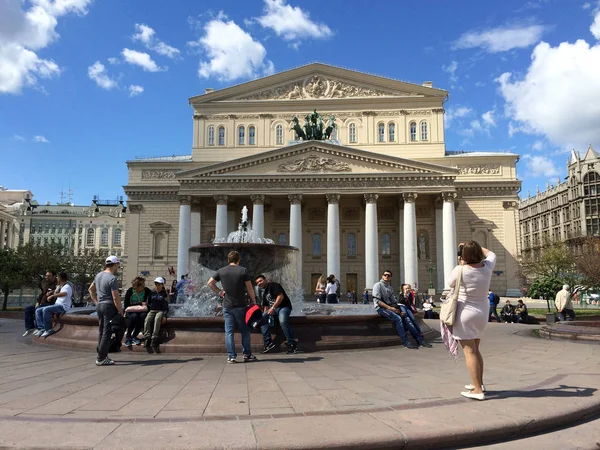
291, 116, 307, 140
290, 110, 337, 141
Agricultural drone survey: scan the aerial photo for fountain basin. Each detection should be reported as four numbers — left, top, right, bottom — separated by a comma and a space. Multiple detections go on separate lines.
36, 311, 439, 353
539, 320, 600, 342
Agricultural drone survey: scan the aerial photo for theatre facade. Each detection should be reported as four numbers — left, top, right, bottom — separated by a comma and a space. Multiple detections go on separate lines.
123, 63, 521, 296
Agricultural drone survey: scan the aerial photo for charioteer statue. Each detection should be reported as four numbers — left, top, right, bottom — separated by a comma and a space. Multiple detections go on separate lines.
291, 110, 337, 141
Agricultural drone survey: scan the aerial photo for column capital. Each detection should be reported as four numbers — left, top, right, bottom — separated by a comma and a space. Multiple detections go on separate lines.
288, 194, 303, 205
214, 195, 228, 205
441, 192, 457, 202
250, 194, 265, 205
364, 193, 379, 204
326, 193, 341, 204
402, 192, 418, 203
503, 200, 518, 210
179, 195, 192, 206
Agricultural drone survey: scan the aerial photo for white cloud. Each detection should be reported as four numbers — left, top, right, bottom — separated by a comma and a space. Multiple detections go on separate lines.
256, 0, 332, 43
482, 110, 496, 127
121, 48, 164, 72
128, 84, 143, 97
13, 134, 25, 141
191, 15, 274, 81
87, 61, 117, 89
522, 154, 560, 177
132, 23, 180, 59
442, 60, 458, 87
583, 2, 592, 10
107, 57, 119, 65
33, 135, 49, 143
497, 28, 600, 149
453, 24, 546, 53
0, 0, 91, 94
532, 139, 545, 151
591, 8, 600, 39
445, 106, 472, 128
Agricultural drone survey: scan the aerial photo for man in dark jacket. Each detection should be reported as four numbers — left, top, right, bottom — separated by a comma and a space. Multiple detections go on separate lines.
501, 300, 517, 323
23, 271, 57, 336
256, 274, 297, 354
143, 277, 169, 350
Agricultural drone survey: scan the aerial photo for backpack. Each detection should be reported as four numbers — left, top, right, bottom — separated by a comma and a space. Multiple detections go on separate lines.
493, 293, 500, 305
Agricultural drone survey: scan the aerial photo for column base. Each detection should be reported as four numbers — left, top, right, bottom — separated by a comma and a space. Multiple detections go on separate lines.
505, 289, 522, 297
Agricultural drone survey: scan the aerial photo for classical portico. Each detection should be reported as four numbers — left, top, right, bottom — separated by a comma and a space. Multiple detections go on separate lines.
123, 62, 521, 296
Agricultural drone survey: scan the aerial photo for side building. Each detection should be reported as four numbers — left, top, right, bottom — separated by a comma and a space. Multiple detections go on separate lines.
519, 145, 600, 257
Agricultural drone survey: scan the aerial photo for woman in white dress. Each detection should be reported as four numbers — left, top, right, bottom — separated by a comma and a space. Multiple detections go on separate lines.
448, 241, 496, 401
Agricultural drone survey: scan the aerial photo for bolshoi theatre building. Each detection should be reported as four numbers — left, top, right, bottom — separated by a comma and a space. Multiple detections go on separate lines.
123, 63, 521, 297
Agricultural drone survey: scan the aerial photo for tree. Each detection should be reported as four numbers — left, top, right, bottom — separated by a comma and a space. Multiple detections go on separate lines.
0, 249, 27, 310
526, 275, 563, 301
65, 249, 108, 303
573, 236, 600, 288
519, 241, 580, 289
17, 242, 64, 292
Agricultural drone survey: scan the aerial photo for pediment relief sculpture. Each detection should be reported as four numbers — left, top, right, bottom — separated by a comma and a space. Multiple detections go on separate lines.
277, 155, 352, 173
237, 75, 398, 100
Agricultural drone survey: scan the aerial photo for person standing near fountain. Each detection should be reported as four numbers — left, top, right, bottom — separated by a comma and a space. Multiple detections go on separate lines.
325, 275, 339, 304
89, 255, 124, 366
207, 250, 258, 363
255, 274, 297, 354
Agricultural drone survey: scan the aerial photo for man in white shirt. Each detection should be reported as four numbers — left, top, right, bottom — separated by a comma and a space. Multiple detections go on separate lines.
34, 271, 72, 338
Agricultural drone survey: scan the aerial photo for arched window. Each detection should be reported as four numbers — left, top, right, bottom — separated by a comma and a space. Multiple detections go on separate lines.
347, 233, 356, 257
420, 121, 428, 141
207, 125, 215, 146
153, 233, 166, 257
409, 122, 417, 142
276, 124, 284, 145
249, 126, 256, 145
388, 122, 396, 142
218, 126, 225, 146
584, 172, 600, 196
312, 233, 321, 256
113, 228, 122, 246
86, 228, 94, 247
349, 123, 357, 143
377, 123, 385, 142
238, 126, 245, 145
100, 228, 109, 247
381, 233, 391, 255
278, 233, 287, 245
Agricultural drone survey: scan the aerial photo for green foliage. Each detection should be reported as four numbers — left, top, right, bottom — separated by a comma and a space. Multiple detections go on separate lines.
17, 242, 64, 291
526, 276, 563, 300
0, 249, 27, 310
64, 249, 108, 302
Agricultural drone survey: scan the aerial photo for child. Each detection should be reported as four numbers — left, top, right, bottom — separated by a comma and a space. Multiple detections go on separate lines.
423, 297, 434, 319
144, 277, 169, 350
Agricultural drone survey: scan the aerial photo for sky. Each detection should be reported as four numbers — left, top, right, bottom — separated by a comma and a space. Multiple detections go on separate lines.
1, 0, 600, 205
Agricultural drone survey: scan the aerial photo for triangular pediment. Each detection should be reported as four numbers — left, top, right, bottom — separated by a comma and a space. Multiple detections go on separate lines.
189, 63, 447, 104
177, 141, 459, 179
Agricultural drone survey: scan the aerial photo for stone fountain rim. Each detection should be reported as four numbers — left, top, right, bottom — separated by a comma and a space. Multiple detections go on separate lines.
189, 242, 299, 251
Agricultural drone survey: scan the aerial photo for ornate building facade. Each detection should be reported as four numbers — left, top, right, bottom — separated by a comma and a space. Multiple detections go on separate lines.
124, 63, 521, 296
519, 145, 600, 255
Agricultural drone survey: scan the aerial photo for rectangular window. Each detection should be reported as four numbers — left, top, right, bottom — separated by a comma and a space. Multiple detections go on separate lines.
249, 127, 256, 145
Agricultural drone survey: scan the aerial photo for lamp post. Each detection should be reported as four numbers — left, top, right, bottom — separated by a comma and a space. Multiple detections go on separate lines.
426, 261, 436, 289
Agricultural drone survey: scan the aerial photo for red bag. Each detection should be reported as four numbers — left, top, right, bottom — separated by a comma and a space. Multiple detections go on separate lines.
245, 304, 264, 330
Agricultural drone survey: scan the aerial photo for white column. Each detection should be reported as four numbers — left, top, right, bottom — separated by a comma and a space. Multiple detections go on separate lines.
177, 198, 191, 279
251, 194, 265, 238
6, 222, 13, 249
191, 207, 201, 246
364, 194, 379, 290
0, 220, 4, 250
289, 194, 303, 283
326, 193, 341, 278
214, 195, 228, 241
403, 193, 418, 289
435, 206, 444, 292
442, 192, 458, 289
398, 202, 404, 282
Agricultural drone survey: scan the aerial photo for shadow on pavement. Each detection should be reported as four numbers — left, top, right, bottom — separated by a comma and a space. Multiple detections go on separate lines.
263, 356, 323, 363
117, 358, 204, 365
489, 385, 597, 400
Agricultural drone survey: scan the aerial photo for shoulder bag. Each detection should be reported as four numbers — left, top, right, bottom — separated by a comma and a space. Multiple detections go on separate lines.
440, 266, 463, 326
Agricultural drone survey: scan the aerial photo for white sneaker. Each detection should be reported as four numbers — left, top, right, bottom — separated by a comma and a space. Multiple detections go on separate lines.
22, 329, 34, 337
33, 329, 43, 336
41, 330, 54, 338
464, 383, 486, 392
461, 391, 485, 401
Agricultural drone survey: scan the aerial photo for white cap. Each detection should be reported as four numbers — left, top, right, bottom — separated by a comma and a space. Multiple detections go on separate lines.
154, 277, 165, 284
105, 255, 119, 264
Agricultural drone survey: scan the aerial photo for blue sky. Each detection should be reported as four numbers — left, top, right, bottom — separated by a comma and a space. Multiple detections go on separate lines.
2, 0, 600, 204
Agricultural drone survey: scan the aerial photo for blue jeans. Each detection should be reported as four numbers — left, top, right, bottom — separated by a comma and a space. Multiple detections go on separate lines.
260, 307, 295, 346
35, 304, 66, 332
326, 294, 338, 304
399, 305, 422, 336
377, 308, 423, 346
223, 307, 251, 358
24, 305, 36, 330
489, 304, 501, 322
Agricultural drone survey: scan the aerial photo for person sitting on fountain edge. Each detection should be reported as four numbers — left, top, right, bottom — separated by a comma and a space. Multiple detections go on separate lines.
255, 274, 298, 354
372, 270, 432, 349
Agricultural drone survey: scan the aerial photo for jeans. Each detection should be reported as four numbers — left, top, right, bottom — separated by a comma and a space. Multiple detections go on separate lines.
126, 311, 147, 339
24, 305, 36, 330
489, 304, 501, 322
377, 308, 423, 346
399, 305, 422, 336
423, 310, 433, 319
501, 312, 517, 323
326, 294, 338, 304
558, 309, 576, 322
517, 312, 528, 323
144, 311, 164, 340
97, 302, 119, 361
260, 306, 295, 346
223, 307, 251, 358
35, 304, 66, 331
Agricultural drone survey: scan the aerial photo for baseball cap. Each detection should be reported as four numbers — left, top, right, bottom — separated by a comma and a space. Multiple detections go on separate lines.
105, 255, 120, 264
154, 277, 165, 284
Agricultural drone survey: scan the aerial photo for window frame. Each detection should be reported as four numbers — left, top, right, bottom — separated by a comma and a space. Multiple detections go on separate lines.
420, 120, 429, 141
207, 125, 215, 146
348, 123, 357, 143
409, 121, 417, 142
217, 126, 225, 146
238, 126, 245, 145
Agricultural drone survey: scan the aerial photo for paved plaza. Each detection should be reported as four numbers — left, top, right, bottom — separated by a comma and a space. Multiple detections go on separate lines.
0, 317, 599, 449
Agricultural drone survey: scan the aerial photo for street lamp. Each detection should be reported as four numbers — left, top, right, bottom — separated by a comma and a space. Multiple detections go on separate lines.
426, 261, 436, 289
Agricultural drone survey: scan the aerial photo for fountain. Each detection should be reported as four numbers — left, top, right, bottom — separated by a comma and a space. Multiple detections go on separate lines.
38, 206, 438, 353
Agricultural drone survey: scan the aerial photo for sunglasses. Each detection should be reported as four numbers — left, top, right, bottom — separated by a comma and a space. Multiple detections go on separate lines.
383, 274, 392, 277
